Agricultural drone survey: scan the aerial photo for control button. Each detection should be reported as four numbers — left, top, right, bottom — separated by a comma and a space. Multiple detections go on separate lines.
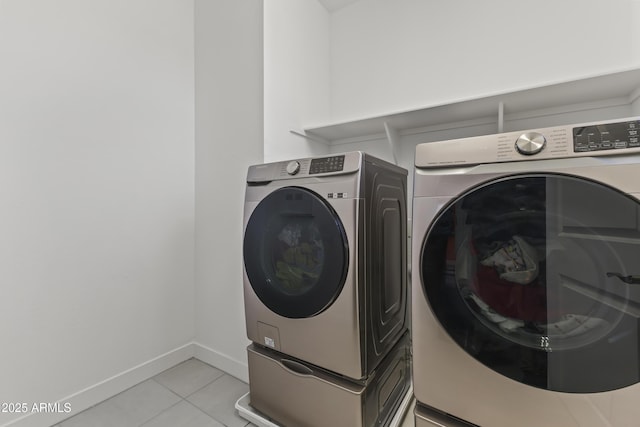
515, 132, 546, 155
286, 160, 301, 175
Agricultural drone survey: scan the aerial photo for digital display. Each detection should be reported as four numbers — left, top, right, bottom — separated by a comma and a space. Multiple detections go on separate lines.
309, 155, 345, 175
573, 120, 640, 152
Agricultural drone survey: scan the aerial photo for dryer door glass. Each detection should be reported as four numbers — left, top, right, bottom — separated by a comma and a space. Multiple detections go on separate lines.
421, 173, 640, 393
244, 186, 349, 318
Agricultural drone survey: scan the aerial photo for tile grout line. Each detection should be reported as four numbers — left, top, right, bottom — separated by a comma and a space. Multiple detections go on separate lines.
185, 374, 244, 427
145, 376, 232, 427
150, 367, 242, 427
136, 399, 183, 427
182, 371, 227, 400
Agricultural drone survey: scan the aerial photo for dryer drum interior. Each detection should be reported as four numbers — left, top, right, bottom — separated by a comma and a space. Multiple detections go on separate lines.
421, 173, 640, 393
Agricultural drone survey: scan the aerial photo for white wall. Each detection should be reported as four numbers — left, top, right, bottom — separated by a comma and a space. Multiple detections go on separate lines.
330, 0, 640, 122
264, 0, 331, 162
194, 0, 263, 382
0, 1, 195, 426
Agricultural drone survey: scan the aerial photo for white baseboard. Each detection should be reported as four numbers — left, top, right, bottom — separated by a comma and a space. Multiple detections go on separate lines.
0, 341, 248, 427
193, 341, 249, 383
1, 343, 195, 427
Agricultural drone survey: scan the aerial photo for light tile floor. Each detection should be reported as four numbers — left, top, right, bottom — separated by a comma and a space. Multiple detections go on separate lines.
55, 358, 252, 427
54, 357, 414, 427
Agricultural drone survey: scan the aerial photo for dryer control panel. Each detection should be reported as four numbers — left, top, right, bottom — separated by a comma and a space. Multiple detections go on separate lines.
415, 116, 640, 168
573, 119, 640, 152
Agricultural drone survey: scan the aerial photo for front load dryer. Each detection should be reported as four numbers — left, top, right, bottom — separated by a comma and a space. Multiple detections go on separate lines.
412, 117, 640, 427
243, 151, 408, 380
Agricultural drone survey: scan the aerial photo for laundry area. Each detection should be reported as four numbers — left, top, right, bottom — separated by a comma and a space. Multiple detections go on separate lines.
2, 1, 640, 427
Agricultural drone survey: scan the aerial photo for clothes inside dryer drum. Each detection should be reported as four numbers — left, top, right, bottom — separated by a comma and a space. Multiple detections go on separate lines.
272, 221, 324, 295
420, 173, 640, 393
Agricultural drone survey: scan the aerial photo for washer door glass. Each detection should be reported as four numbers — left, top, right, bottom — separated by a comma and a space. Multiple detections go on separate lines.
421, 174, 640, 393
244, 186, 349, 318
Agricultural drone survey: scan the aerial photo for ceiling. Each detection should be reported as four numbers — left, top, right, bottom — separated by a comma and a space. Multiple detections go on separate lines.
317, 0, 362, 13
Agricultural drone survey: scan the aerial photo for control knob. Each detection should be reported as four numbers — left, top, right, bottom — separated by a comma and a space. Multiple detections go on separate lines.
286, 160, 301, 175
515, 132, 546, 155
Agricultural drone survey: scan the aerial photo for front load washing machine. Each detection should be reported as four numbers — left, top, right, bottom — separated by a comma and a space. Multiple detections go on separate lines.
243, 151, 408, 380
412, 117, 640, 427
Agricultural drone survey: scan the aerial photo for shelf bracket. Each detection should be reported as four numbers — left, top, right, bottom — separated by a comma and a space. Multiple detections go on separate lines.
630, 85, 640, 104
630, 86, 640, 115
290, 130, 330, 145
498, 101, 504, 133
383, 122, 399, 165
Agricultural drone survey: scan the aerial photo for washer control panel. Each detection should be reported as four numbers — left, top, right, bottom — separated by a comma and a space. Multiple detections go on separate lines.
309, 155, 345, 175
573, 119, 640, 152
246, 152, 361, 183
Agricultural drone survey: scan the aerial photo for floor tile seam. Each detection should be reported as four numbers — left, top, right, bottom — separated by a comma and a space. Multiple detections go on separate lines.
181, 371, 231, 400
152, 365, 227, 398
150, 377, 189, 401
191, 357, 246, 384
137, 398, 222, 427
112, 378, 182, 426
137, 399, 185, 427
184, 375, 247, 427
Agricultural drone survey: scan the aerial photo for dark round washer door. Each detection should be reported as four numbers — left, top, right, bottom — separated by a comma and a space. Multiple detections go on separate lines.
244, 186, 349, 318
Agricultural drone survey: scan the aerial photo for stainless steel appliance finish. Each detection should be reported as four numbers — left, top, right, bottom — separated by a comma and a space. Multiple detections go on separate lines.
243, 151, 408, 380
412, 117, 640, 427
414, 404, 475, 427
247, 332, 411, 427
